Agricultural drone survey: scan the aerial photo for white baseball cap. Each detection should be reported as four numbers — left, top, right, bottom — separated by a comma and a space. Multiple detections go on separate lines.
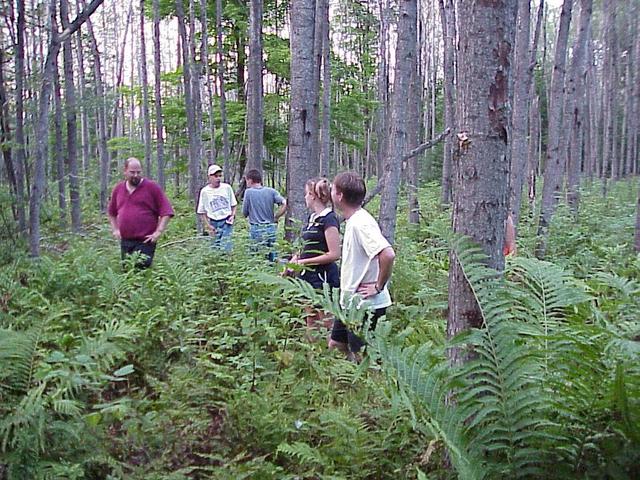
208, 164, 223, 176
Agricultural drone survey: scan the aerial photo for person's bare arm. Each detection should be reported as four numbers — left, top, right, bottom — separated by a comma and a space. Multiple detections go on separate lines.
357, 246, 396, 299
144, 215, 171, 243
295, 226, 340, 266
108, 214, 121, 239
201, 213, 215, 236
275, 199, 287, 220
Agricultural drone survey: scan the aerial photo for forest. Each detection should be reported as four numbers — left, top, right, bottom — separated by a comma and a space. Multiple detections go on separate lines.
0, 0, 639, 478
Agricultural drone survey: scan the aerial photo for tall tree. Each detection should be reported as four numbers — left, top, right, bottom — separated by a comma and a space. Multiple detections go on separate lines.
176, 0, 200, 204
447, 0, 517, 363
200, 0, 216, 164
53, 58, 67, 227
139, 0, 152, 177
0, 48, 19, 226
29, 0, 105, 256
378, 0, 417, 243
319, 0, 331, 178
246, 0, 264, 173
438, 0, 456, 205
535, 0, 573, 258
216, 0, 231, 180
374, 0, 389, 180
565, 0, 592, 211
286, 0, 320, 237
61, 0, 81, 231
13, 0, 27, 232
152, 0, 165, 188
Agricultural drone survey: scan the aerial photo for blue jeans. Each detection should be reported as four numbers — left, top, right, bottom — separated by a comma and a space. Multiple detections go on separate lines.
249, 223, 277, 261
209, 218, 233, 252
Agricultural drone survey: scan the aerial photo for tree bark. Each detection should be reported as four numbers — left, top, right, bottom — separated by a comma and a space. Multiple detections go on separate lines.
602, 0, 618, 181
200, 0, 216, 164
286, 0, 320, 239
246, 0, 264, 173
447, 0, 517, 364
375, 0, 389, 180
535, 0, 573, 258
0, 48, 19, 225
438, 0, 455, 205
75, 21, 90, 184
378, 0, 417, 243
60, 0, 81, 231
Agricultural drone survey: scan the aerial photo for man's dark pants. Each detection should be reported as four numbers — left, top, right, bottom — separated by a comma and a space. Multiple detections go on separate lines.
121, 239, 156, 269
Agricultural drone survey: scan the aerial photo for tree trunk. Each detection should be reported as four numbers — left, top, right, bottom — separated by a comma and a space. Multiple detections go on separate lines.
319, 0, 331, 178
286, 0, 320, 239
61, 0, 81, 232
85, 13, 110, 211
30, 0, 105, 256
13, 0, 27, 232
438, 0, 455, 205
0, 48, 19, 225
447, 0, 517, 364
527, 94, 540, 214
406, 45, 422, 225
75, 23, 91, 184
216, 0, 231, 180
631, 9, 640, 176
200, 0, 216, 164
565, 0, 592, 211
378, 0, 417, 243
188, 0, 203, 184
53, 58, 67, 227
176, 0, 200, 204
375, 0, 389, 180
152, 0, 165, 188
535, 0, 573, 258
139, 0, 153, 178
246, 0, 264, 173
602, 0, 618, 182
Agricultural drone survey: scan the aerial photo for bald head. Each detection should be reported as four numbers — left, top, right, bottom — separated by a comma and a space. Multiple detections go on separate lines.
124, 157, 143, 186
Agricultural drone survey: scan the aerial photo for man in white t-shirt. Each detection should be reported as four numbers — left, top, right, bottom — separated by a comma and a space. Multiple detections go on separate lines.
330, 171, 396, 358
197, 164, 238, 252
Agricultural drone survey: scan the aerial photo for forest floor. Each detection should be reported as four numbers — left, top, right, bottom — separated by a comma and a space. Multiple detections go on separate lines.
0, 180, 638, 479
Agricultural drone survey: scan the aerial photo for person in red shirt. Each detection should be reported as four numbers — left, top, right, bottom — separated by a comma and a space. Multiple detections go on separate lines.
107, 158, 174, 268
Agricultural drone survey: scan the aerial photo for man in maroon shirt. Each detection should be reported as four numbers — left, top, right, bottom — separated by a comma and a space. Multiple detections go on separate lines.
108, 158, 174, 268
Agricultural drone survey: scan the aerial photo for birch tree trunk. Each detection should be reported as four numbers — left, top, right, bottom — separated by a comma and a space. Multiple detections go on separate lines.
246, 0, 264, 173
286, 0, 320, 238
152, 0, 165, 188
565, 0, 592, 211
438, 0, 455, 205
447, 0, 517, 363
535, 0, 573, 258
378, 0, 417, 243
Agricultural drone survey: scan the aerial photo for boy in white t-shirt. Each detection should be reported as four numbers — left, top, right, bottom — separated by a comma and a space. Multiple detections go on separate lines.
197, 164, 238, 251
330, 171, 396, 359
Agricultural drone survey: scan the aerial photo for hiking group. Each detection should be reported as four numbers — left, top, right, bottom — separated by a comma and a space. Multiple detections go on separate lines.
107, 158, 396, 360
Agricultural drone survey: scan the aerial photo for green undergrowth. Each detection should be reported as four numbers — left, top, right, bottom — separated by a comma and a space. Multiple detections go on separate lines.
0, 180, 638, 479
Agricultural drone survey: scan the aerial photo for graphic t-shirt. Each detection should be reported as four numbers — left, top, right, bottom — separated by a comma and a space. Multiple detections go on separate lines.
197, 183, 238, 221
340, 208, 392, 310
